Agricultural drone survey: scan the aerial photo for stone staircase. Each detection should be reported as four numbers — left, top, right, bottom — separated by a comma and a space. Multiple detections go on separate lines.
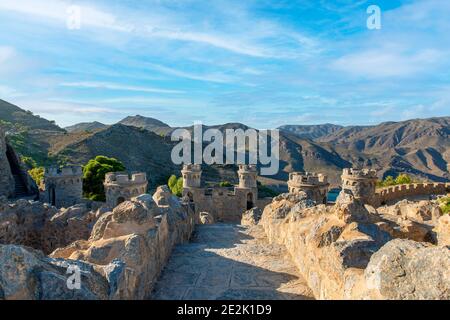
13, 174, 28, 198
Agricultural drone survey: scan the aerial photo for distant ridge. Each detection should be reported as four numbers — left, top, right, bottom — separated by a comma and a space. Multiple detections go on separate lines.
118, 115, 172, 135
0, 99, 448, 187
65, 121, 108, 133
278, 123, 343, 140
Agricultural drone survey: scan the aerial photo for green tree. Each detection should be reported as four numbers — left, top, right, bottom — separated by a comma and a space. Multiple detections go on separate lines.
383, 176, 395, 187
168, 175, 178, 190
28, 167, 44, 185
395, 174, 412, 185
83, 156, 125, 201
167, 175, 183, 197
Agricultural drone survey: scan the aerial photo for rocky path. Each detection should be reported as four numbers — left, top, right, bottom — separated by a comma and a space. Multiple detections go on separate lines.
152, 224, 314, 300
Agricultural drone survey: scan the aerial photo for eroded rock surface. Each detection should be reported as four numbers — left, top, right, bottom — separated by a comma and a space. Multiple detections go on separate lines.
241, 207, 263, 226
51, 188, 195, 299
260, 191, 450, 300
0, 198, 99, 254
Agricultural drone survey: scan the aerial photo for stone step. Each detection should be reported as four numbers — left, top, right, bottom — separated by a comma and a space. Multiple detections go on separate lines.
13, 174, 29, 196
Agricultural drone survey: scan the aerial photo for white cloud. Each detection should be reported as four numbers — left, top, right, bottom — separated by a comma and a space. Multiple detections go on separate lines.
60, 81, 184, 94
145, 63, 237, 83
331, 48, 443, 78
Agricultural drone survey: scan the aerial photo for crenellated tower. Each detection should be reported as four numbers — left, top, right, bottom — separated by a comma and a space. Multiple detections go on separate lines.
341, 168, 377, 203
104, 172, 148, 208
288, 172, 329, 204
41, 166, 83, 208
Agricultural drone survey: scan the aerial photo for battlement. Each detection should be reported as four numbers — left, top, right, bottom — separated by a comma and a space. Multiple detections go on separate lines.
104, 172, 147, 185
342, 168, 377, 180
45, 166, 83, 178
371, 182, 450, 206
182, 164, 202, 172
238, 164, 257, 173
289, 172, 328, 186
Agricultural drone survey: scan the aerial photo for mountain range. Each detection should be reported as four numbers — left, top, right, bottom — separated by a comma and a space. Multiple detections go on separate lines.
1, 99, 448, 190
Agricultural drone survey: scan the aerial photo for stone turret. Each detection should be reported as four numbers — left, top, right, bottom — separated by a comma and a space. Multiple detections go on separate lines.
238, 165, 257, 189
104, 172, 148, 208
237, 165, 258, 210
41, 166, 83, 208
182, 164, 202, 188
341, 168, 377, 203
288, 172, 329, 204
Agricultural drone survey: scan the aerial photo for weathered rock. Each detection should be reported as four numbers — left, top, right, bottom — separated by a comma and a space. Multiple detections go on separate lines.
199, 212, 215, 225
241, 207, 263, 226
0, 244, 108, 300
50, 192, 195, 299
363, 239, 450, 300
377, 199, 442, 222
435, 214, 450, 246
0, 127, 14, 198
0, 200, 98, 254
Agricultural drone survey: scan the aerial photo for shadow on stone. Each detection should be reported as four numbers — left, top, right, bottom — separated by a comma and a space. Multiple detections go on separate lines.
151, 224, 313, 300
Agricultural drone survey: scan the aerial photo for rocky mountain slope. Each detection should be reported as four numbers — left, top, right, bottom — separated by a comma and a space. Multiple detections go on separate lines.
118, 115, 172, 136
278, 123, 343, 140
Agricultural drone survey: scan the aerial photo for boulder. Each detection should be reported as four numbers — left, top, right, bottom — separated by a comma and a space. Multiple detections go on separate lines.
364, 239, 450, 300
199, 212, 215, 225
435, 214, 450, 246
0, 244, 108, 300
0, 200, 98, 254
241, 207, 263, 226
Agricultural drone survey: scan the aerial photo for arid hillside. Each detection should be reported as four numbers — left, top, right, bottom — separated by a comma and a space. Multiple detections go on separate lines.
1, 100, 448, 189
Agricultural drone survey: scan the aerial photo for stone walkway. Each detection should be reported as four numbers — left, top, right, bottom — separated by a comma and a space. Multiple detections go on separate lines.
152, 224, 314, 300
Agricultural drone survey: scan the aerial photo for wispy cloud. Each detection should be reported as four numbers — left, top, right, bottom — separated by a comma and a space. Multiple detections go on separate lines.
331, 48, 443, 78
145, 63, 237, 83
59, 82, 184, 94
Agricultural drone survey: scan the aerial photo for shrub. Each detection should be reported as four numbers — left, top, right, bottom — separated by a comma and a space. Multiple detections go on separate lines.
257, 181, 280, 198
82, 156, 125, 201
168, 175, 183, 197
219, 181, 232, 187
438, 197, 450, 214
377, 174, 414, 188
28, 167, 44, 185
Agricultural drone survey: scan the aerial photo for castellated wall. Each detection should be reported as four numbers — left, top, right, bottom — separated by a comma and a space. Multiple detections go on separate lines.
184, 187, 256, 222
182, 164, 259, 222
0, 126, 14, 198
104, 172, 148, 208
372, 182, 450, 207
41, 166, 83, 208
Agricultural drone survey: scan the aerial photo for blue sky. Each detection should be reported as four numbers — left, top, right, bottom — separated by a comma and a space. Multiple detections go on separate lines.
0, 0, 449, 128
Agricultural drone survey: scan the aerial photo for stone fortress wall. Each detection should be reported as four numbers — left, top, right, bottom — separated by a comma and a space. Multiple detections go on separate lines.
40, 166, 83, 208
372, 182, 450, 206
181, 164, 259, 222
104, 172, 148, 208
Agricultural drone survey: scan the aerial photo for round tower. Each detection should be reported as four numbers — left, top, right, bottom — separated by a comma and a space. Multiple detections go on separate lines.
103, 171, 148, 208
181, 164, 202, 188
341, 168, 377, 203
288, 172, 329, 204
238, 165, 257, 189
